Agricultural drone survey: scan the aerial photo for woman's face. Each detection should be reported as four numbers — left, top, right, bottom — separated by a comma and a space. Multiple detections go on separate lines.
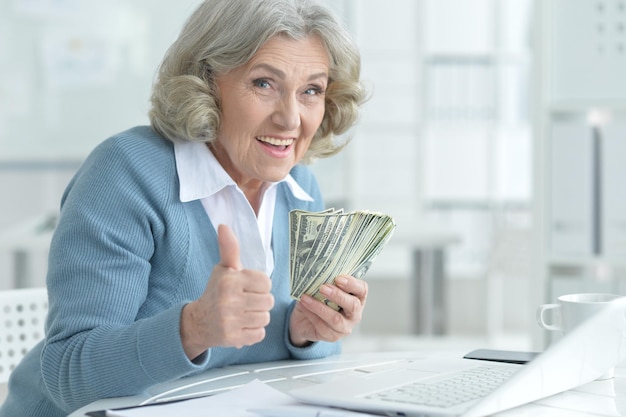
212, 35, 329, 189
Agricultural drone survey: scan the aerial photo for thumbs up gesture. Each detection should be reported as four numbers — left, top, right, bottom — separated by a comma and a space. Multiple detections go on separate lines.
180, 224, 274, 360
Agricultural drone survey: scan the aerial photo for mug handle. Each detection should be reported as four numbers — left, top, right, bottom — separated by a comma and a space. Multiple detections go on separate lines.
536, 303, 562, 331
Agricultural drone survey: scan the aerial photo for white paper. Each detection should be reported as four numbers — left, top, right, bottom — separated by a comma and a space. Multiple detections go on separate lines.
106, 380, 299, 417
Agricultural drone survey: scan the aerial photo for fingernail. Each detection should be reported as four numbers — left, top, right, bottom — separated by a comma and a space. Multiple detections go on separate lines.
320, 285, 332, 296
335, 276, 348, 286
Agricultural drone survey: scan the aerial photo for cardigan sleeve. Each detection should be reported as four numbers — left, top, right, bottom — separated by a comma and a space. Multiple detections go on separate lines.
41, 130, 208, 412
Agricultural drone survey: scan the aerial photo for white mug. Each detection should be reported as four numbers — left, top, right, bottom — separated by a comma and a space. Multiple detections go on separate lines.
537, 293, 625, 380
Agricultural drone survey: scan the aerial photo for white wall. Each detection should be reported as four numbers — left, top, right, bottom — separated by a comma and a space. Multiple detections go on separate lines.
312, 0, 534, 340
0, 0, 535, 341
0, 0, 203, 289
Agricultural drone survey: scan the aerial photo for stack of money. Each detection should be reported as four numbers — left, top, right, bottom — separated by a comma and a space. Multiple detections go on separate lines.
289, 208, 396, 310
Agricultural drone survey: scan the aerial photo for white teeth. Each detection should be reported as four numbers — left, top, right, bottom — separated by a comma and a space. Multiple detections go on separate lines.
257, 136, 294, 146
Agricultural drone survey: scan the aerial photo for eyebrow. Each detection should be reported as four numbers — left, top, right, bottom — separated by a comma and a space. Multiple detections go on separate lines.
252, 63, 328, 82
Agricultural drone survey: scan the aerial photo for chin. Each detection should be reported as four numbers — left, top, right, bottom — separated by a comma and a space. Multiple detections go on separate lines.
263, 169, 292, 183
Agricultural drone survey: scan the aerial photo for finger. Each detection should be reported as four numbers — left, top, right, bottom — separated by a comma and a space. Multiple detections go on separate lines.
297, 297, 346, 341
241, 311, 272, 328
228, 327, 267, 349
244, 292, 275, 311
240, 327, 267, 346
238, 270, 273, 294
217, 224, 243, 271
334, 276, 368, 300
301, 294, 346, 328
319, 284, 364, 320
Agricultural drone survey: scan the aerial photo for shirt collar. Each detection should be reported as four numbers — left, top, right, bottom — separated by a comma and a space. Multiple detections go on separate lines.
174, 140, 314, 203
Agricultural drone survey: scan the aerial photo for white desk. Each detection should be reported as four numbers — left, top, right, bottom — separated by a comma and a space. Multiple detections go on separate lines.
69, 349, 626, 417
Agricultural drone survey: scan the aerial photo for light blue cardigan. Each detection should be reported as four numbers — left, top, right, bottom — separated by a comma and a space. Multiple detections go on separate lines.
0, 126, 340, 417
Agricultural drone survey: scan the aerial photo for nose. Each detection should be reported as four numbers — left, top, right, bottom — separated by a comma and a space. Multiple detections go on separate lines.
272, 94, 301, 131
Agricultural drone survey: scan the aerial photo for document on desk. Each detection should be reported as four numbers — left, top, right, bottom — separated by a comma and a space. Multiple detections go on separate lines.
98, 379, 376, 417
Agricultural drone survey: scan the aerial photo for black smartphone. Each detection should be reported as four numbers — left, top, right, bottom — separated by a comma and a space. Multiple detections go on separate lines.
463, 348, 540, 365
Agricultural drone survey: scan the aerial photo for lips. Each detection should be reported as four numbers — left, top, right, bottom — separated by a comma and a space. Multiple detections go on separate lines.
256, 136, 294, 150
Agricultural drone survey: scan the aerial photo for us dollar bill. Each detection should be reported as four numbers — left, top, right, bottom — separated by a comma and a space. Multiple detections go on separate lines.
289, 209, 395, 310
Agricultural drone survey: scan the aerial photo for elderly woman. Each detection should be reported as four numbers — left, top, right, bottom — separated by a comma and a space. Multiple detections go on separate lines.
0, 0, 367, 416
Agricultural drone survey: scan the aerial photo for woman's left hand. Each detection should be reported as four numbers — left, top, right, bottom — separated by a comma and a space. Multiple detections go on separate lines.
289, 275, 367, 347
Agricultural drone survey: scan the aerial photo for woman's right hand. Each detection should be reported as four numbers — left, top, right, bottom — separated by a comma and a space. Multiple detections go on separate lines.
180, 224, 274, 360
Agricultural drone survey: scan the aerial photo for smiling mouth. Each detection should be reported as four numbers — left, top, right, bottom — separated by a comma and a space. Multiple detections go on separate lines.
256, 136, 294, 150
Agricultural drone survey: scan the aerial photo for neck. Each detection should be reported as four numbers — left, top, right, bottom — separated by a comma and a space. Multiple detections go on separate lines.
207, 143, 268, 215
241, 182, 270, 216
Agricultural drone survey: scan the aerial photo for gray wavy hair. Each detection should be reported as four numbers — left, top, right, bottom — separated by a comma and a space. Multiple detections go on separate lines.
148, 0, 367, 164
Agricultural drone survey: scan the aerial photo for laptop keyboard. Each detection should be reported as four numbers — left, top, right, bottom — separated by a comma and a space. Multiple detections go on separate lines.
365, 366, 517, 409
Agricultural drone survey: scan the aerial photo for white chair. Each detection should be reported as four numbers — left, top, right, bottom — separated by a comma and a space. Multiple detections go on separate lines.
0, 287, 48, 384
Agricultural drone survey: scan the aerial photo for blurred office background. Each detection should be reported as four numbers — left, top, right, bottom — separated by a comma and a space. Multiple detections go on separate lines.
1, 0, 626, 352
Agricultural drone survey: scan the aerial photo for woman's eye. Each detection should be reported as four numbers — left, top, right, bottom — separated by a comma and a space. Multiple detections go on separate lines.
304, 86, 324, 96
253, 79, 271, 89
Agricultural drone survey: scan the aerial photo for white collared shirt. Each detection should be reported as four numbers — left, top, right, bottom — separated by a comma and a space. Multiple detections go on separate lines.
174, 140, 314, 275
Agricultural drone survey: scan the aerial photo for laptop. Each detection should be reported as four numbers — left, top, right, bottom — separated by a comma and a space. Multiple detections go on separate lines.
289, 297, 626, 417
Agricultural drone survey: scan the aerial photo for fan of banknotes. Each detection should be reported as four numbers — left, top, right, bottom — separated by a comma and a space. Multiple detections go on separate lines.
289, 208, 396, 310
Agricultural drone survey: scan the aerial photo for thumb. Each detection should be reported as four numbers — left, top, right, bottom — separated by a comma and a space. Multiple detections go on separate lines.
217, 224, 243, 271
